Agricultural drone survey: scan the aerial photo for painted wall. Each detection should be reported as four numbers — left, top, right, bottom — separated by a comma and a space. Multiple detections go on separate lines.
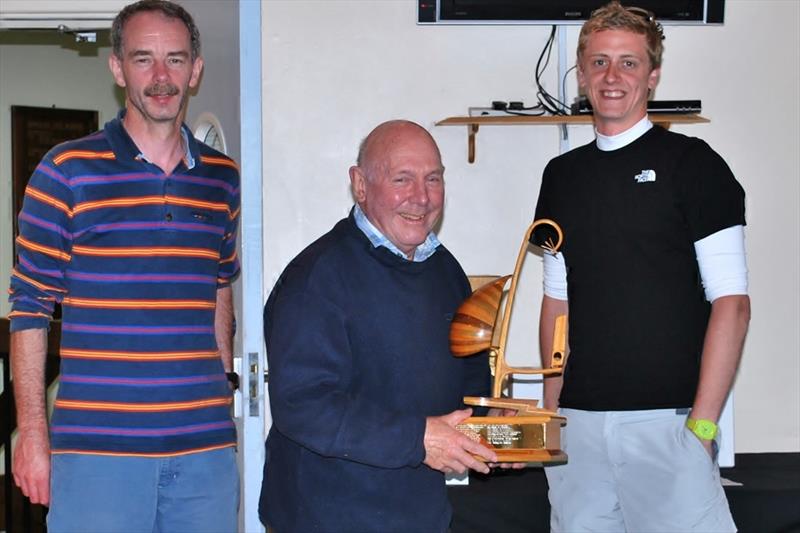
261, 0, 799, 453
179, 0, 241, 164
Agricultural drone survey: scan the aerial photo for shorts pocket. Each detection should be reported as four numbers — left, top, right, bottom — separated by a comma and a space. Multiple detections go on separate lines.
679, 424, 715, 471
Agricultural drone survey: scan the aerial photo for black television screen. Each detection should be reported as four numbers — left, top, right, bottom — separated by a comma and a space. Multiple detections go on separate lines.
419, 0, 725, 24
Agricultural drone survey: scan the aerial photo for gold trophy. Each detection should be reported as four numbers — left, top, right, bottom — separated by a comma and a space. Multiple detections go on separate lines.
450, 219, 568, 464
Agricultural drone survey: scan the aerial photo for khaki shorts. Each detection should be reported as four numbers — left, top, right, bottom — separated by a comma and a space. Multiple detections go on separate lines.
545, 408, 736, 532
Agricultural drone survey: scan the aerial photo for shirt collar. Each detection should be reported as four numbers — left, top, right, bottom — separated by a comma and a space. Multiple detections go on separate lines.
106, 109, 197, 170
595, 116, 653, 152
353, 203, 440, 262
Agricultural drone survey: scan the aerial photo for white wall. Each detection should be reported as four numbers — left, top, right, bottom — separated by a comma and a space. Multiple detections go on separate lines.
262, 0, 800, 453
179, 0, 241, 163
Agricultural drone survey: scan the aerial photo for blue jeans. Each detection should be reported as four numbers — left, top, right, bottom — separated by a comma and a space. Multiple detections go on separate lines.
48, 447, 239, 533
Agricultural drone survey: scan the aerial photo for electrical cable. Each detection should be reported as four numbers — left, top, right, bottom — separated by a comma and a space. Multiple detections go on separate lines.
534, 26, 572, 115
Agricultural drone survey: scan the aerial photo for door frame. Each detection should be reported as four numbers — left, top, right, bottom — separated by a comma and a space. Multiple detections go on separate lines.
237, 1, 267, 532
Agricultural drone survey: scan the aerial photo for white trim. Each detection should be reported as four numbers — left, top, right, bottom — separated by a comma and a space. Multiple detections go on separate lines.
238, 1, 266, 531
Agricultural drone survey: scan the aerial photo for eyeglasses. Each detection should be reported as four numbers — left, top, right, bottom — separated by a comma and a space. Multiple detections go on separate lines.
624, 5, 665, 40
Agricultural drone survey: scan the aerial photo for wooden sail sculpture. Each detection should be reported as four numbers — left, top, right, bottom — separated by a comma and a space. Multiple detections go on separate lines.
450, 218, 568, 463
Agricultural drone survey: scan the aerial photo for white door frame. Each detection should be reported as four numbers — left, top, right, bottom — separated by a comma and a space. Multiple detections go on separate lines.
237, 1, 267, 531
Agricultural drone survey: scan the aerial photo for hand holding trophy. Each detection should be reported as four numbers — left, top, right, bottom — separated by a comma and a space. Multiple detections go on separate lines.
449, 218, 568, 464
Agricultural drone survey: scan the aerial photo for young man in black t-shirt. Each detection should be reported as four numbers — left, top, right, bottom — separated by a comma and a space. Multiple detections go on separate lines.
535, 2, 749, 531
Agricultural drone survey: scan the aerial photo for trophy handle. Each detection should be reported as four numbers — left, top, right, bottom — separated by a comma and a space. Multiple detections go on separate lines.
491, 219, 567, 398
450, 219, 569, 399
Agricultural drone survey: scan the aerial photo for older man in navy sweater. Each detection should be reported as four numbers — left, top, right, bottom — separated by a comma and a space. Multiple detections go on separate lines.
259, 120, 496, 532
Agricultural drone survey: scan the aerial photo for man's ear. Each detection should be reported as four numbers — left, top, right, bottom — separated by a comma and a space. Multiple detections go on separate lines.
576, 64, 586, 91
109, 53, 126, 88
349, 166, 367, 203
648, 67, 661, 91
189, 56, 204, 89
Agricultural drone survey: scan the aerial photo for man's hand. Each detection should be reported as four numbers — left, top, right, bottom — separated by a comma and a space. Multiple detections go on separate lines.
423, 408, 496, 475
699, 437, 715, 459
13, 424, 51, 505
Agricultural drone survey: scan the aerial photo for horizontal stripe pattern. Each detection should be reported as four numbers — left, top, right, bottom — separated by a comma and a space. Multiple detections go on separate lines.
8, 112, 240, 457
55, 397, 231, 412
60, 373, 226, 387
53, 149, 115, 165
61, 323, 215, 335
62, 297, 216, 309
51, 442, 235, 458
65, 270, 216, 284
51, 420, 234, 437
60, 348, 220, 361
73, 221, 225, 239
71, 244, 219, 260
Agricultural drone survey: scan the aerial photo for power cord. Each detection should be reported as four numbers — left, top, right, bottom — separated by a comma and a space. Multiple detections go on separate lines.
534, 26, 571, 115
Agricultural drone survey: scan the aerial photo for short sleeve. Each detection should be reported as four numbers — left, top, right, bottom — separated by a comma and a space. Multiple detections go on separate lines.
535, 160, 557, 222
217, 172, 241, 286
674, 140, 746, 242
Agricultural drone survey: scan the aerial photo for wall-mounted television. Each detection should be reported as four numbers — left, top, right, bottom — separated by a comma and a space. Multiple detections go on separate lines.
418, 0, 725, 25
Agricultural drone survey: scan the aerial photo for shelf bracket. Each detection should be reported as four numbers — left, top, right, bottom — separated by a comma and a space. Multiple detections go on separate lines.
468, 123, 479, 164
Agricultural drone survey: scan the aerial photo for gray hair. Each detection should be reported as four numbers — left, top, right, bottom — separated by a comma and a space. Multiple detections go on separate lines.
111, 0, 201, 61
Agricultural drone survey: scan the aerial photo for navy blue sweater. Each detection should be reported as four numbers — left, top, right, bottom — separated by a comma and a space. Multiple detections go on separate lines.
259, 212, 489, 533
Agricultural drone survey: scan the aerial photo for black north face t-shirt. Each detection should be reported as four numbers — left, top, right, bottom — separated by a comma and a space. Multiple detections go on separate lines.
535, 125, 745, 410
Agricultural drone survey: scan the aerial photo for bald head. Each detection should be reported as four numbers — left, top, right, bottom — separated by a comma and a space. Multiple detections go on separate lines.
349, 120, 445, 259
356, 120, 443, 181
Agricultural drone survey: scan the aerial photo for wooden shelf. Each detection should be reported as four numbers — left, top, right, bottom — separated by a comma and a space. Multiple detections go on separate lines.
435, 114, 710, 163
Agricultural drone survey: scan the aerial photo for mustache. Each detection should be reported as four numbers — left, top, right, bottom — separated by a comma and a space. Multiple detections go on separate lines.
144, 83, 180, 97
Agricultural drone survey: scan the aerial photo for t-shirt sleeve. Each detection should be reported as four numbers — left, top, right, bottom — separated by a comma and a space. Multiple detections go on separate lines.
674, 139, 746, 242
534, 160, 557, 222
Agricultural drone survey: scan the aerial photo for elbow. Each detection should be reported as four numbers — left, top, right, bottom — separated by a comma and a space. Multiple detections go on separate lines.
713, 294, 751, 331
738, 295, 751, 330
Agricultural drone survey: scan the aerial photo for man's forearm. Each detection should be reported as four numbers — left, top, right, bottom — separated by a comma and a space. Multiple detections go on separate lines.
11, 329, 49, 433
215, 286, 234, 372
540, 295, 569, 411
691, 294, 751, 422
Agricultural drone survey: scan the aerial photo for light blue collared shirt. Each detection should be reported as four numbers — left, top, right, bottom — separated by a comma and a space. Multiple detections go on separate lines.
134, 124, 196, 170
353, 203, 441, 262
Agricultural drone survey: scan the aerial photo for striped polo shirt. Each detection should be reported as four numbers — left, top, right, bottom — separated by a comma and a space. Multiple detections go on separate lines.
8, 110, 240, 457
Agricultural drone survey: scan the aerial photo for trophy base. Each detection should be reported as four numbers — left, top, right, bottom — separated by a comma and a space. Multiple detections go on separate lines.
457, 414, 567, 464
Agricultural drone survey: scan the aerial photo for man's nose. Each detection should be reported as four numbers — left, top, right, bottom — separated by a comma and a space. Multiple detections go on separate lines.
603, 62, 619, 82
411, 180, 429, 205
153, 60, 169, 81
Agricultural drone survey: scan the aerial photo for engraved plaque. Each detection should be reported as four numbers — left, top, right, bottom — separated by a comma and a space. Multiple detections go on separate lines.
457, 414, 566, 463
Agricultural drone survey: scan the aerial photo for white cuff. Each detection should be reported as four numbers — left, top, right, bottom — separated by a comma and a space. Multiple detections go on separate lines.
543, 252, 568, 301
694, 225, 749, 302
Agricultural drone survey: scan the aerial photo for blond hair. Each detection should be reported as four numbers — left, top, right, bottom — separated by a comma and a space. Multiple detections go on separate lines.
577, 1, 665, 69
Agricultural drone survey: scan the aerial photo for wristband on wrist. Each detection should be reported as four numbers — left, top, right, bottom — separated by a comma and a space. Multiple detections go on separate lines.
686, 417, 718, 440
225, 371, 240, 390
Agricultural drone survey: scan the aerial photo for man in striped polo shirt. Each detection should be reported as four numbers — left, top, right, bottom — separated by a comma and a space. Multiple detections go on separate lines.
8, 1, 241, 531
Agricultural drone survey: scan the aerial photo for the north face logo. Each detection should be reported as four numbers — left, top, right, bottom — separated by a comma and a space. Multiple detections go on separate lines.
634, 169, 656, 183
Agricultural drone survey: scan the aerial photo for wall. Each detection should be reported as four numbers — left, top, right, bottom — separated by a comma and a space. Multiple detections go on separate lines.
179, 0, 241, 164
262, 0, 800, 453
